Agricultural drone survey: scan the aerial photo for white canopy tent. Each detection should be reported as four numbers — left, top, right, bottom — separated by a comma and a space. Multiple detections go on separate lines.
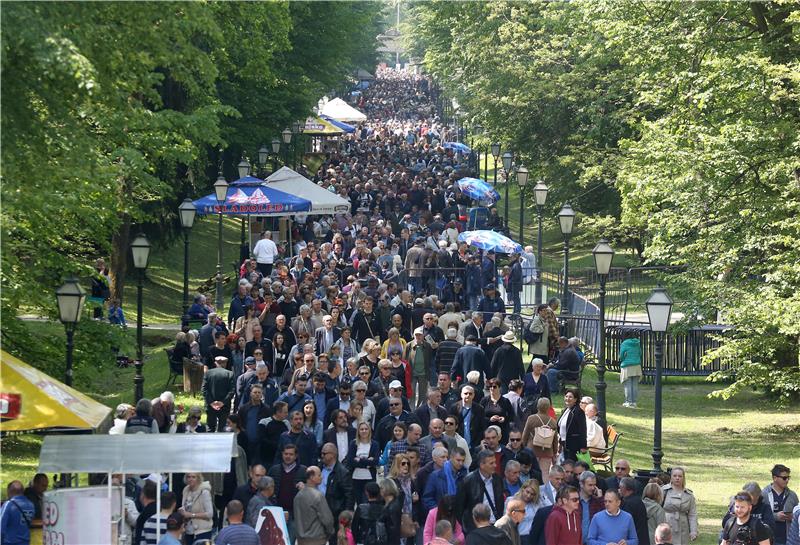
39, 433, 236, 544
320, 97, 367, 123
265, 167, 351, 215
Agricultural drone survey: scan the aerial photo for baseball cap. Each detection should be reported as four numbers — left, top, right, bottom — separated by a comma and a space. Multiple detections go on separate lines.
244, 356, 256, 366
389, 380, 403, 389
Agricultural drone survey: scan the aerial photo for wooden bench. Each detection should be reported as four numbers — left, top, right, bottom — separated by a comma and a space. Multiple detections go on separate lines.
560, 357, 588, 393
590, 424, 622, 473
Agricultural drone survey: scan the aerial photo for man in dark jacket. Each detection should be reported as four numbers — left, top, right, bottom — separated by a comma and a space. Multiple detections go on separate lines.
448, 385, 486, 450
508, 253, 523, 314
237, 384, 272, 465
450, 336, 489, 391
351, 297, 380, 347
490, 331, 525, 389
319, 443, 354, 525
464, 504, 513, 545
546, 337, 581, 392
352, 482, 385, 545
456, 450, 506, 534
201, 356, 235, 432
476, 284, 505, 322
620, 476, 651, 545
375, 397, 414, 448
267, 445, 307, 519
276, 411, 319, 467
322, 410, 356, 458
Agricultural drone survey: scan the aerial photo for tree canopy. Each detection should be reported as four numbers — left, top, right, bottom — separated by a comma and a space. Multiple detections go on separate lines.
406, 1, 800, 401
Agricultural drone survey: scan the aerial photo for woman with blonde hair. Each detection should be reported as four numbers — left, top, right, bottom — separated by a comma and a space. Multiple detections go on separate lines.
662, 466, 698, 545
521, 396, 558, 477
178, 472, 213, 543
389, 452, 420, 542
346, 421, 380, 504
513, 479, 547, 544
643, 482, 667, 540
381, 327, 407, 358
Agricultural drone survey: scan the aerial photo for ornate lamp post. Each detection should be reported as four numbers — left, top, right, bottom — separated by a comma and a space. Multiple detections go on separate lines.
646, 286, 673, 472
592, 238, 615, 427
557, 203, 576, 315
282, 127, 292, 167
130, 234, 151, 402
292, 121, 302, 170
237, 156, 251, 180
271, 138, 281, 173
178, 199, 197, 315
213, 174, 228, 312
533, 181, 548, 305
258, 145, 269, 177
491, 143, 500, 187
55, 278, 86, 387
516, 165, 529, 244
501, 151, 513, 230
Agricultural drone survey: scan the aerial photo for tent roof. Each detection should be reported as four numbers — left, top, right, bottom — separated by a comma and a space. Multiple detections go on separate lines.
38, 433, 236, 473
356, 68, 375, 81
192, 184, 311, 216
320, 97, 366, 123
265, 167, 351, 215
302, 116, 345, 136
320, 115, 356, 134
0, 350, 111, 433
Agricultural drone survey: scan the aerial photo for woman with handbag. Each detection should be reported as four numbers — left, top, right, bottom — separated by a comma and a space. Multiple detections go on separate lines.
556, 389, 587, 463
525, 305, 550, 365
178, 473, 214, 544
521, 397, 559, 477
389, 453, 421, 544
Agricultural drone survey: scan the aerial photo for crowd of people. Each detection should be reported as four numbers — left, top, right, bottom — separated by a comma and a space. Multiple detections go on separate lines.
2, 69, 798, 545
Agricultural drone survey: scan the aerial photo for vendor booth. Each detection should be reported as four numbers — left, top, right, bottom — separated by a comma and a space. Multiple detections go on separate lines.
37, 433, 236, 545
320, 97, 367, 123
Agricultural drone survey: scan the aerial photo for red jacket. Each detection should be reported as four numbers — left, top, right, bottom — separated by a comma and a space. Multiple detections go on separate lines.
544, 505, 582, 545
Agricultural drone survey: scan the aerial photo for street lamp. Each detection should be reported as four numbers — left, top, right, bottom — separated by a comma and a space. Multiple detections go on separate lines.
646, 286, 673, 473
557, 203, 576, 315
55, 278, 86, 387
178, 198, 196, 315
281, 128, 292, 168
237, 157, 251, 180
130, 234, 151, 402
292, 121, 302, 170
213, 174, 228, 312
271, 138, 281, 173
533, 181, 548, 305
258, 145, 269, 174
491, 143, 501, 188
502, 151, 513, 230
592, 238, 615, 426
516, 165, 529, 244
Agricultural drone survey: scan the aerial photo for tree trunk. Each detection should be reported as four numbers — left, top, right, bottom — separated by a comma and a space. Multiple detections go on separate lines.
110, 215, 131, 306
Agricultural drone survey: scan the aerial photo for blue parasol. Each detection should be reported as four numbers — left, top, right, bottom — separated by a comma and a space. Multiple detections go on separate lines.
320, 115, 356, 134
443, 141, 472, 154
458, 230, 523, 254
193, 185, 311, 216
456, 177, 501, 204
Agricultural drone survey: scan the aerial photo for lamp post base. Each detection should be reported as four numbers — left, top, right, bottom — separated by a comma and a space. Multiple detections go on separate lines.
134, 361, 144, 403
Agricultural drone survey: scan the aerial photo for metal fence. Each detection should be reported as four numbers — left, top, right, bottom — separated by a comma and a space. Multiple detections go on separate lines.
508, 313, 732, 379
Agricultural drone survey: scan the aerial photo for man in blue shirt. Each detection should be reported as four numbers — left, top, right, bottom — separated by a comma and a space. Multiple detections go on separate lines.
215, 500, 258, 545
587, 489, 639, 545
1, 481, 34, 545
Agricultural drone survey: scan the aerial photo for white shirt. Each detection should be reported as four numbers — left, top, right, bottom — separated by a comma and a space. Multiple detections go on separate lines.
336, 430, 349, 463
252, 238, 278, 264
586, 417, 606, 449
480, 471, 497, 522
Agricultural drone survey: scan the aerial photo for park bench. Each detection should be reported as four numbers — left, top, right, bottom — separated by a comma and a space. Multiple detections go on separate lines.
590, 424, 622, 473
560, 356, 588, 393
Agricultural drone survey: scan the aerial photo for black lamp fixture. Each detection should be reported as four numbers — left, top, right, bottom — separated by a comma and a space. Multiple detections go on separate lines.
592, 238, 615, 426
237, 157, 251, 179
257, 146, 269, 169
646, 286, 673, 472
130, 233, 151, 402
501, 151, 514, 229
55, 278, 86, 387
516, 165, 530, 244
178, 198, 197, 315
557, 203, 576, 315
213, 174, 228, 312
533, 181, 548, 305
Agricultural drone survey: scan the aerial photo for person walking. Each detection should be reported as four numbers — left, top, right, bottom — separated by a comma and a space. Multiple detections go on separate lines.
202, 356, 235, 432
1, 481, 35, 545
661, 467, 698, 545
294, 466, 335, 545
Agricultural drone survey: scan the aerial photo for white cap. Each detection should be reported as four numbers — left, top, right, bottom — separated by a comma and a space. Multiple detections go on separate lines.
389, 380, 403, 389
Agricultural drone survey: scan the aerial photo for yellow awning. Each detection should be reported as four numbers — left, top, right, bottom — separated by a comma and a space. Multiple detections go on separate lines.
0, 350, 111, 433
302, 116, 344, 136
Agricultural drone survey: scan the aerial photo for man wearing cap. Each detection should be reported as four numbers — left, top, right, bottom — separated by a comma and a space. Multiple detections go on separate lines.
201, 356, 235, 433
376, 396, 414, 449
235, 357, 258, 408
375, 379, 411, 421
490, 331, 525, 392
405, 327, 433, 406
477, 283, 506, 323
109, 403, 134, 435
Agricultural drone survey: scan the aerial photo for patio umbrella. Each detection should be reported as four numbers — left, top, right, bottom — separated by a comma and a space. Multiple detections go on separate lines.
458, 230, 523, 254
456, 177, 501, 204
192, 184, 311, 216
443, 141, 472, 154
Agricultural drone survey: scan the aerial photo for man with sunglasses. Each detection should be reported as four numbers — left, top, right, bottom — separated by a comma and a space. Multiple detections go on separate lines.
586, 489, 638, 545
495, 498, 527, 545
762, 464, 797, 545
545, 486, 583, 545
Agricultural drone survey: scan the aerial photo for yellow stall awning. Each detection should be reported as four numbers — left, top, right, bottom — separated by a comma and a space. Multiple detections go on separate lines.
0, 350, 111, 433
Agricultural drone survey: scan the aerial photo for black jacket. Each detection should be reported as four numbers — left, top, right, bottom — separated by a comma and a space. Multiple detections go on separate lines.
557, 405, 587, 455
352, 500, 385, 545
465, 525, 513, 545
529, 504, 554, 545
376, 412, 414, 449
456, 469, 505, 533
622, 494, 651, 545
449, 401, 486, 449
345, 440, 381, 478
490, 343, 525, 383
323, 462, 353, 518
413, 403, 448, 433
322, 427, 356, 451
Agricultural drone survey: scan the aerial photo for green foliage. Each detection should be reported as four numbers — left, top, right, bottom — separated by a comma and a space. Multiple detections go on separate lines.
407, 0, 800, 400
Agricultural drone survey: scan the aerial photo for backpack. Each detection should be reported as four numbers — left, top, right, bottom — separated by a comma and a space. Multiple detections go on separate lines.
723, 514, 774, 545
357, 503, 387, 545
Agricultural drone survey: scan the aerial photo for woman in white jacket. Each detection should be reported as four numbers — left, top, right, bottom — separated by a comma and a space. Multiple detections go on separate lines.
179, 473, 214, 543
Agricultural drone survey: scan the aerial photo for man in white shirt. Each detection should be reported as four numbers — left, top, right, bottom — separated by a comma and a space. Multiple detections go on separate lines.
585, 403, 607, 451
252, 231, 279, 276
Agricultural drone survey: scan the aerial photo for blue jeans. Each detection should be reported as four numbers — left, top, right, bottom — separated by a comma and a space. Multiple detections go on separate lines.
623, 377, 639, 404
546, 368, 561, 393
